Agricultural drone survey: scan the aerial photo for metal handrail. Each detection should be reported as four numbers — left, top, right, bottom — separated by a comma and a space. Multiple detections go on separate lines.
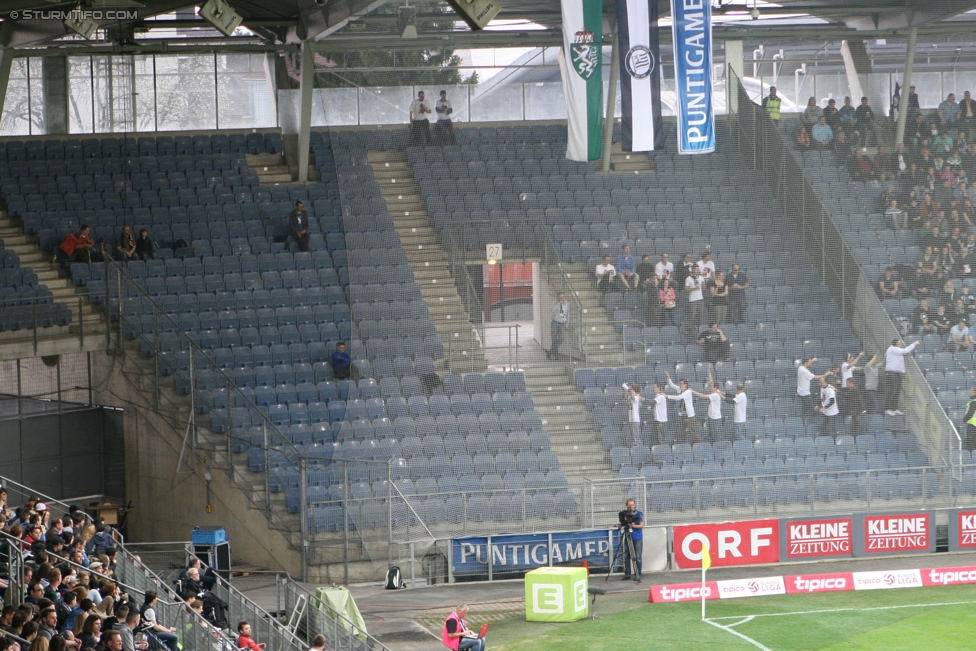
0, 472, 118, 536
728, 66, 964, 481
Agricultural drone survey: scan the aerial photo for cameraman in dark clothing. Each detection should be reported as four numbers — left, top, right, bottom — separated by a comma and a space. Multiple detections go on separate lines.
620, 499, 644, 582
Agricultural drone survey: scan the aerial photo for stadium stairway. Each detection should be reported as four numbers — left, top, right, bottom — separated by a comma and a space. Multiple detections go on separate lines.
0, 212, 106, 354
562, 261, 635, 366
366, 149, 487, 371
601, 141, 657, 174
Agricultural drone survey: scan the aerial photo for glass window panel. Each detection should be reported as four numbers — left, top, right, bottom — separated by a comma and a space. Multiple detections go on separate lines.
811, 72, 849, 108
470, 83, 523, 122
358, 86, 414, 125
277, 89, 300, 133
314, 88, 358, 126
525, 82, 566, 121
912, 72, 943, 109
1, 58, 31, 136
865, 73, 892, 116
154, 54, 216, 131
217, 53, 276, 129
68, 56, 93, 134
91, 55, 136, 133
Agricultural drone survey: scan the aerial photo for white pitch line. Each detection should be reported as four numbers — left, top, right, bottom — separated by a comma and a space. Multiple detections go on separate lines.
725, 616, 755, 628
704, 618, 774, 651
707, 599, 976, 621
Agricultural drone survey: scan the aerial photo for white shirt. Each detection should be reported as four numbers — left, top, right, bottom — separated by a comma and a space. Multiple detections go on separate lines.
666, 379, 696, 418
885, 342, 917, 373
655, 261, 673, 280
797, 365, 815, 396
821, 385, 839, 416
435, 97, 453, 121
840, 362, 855, 385
733, 392, 748, 423
864, 362, 880, 390
595, 263, 616, 279
628, 394, 642, 423
697, 260, 716, 281
685, 275, 704, 302
652, 393, 667, 423
707, 392, 722, 419
409, 99, 432, 121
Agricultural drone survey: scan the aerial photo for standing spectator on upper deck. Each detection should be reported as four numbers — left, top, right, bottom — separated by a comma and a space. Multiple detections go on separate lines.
800, 96, 822, 129
654, 253, 673, 282
838, 96, 856, 130
855, 96, 878, 146
939, 92, 961, 129
761, 86, 781, 124
727, 263, 748, 325
905, 85, 920, 127
960, 91, 976, 135
409, 91, 433, 146
636, 254, 656, 293
433, 90, 457, 146
823, 98, 839, 130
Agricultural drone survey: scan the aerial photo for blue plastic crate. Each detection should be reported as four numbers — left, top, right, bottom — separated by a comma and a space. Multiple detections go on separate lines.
190, 527, 227, 545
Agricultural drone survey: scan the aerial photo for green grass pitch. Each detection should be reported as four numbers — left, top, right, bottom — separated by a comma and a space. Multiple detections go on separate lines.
486, 584, 976, 650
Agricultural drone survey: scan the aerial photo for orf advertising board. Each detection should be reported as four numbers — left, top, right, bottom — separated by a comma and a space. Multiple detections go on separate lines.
672, 519, 779, 569
779, 516, 854, 562
948, 508, 976, 552
853, 511, 936, 557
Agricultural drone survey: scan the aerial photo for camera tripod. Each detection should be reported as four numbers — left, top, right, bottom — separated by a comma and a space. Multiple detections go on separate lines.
605, 524, 640, 584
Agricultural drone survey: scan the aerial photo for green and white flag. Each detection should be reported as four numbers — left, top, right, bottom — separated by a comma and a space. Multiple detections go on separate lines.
559, 0, 603, 161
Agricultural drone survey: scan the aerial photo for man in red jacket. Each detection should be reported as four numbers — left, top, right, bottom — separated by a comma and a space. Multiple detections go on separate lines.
236, 621, 266, 650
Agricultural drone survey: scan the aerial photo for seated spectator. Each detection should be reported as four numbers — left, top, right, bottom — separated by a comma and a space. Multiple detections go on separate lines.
795, 126, 812, 149
595, 254, 616, 292
934, 130, 954, 156
947, 148, 964, 169
949, 319, 975, 353
951, 297, 969, 324
877, 267, 900, 299
55, 226, 94, 266
833, 126, 852, 158
849, 149, 874, 180
961, 284, 976, 316
697, 323, 729, 364
886, 199, 906, 229
875, 146, 896, 181
134, 229, 155, 261
288, 201, 311, 253
115, 226, 136, 261
636, 254, 656, 293
933, 303, 952, 335
800, 96, 822, 128
913, 298, 936, 334
330, 342, 351, 380
822, 98, 839, 130
960, 90, 976, 133
92, 237, 111, 263
616, 244, 637, 291
236, 621, 266, 650
811, 116, 833, 147
894, 144, 911, 176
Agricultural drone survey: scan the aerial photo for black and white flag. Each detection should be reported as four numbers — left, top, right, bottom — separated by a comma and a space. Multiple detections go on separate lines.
617, 0, 664, 152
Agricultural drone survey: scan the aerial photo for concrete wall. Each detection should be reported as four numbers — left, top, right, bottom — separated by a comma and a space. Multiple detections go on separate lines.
89, 351, 301, 576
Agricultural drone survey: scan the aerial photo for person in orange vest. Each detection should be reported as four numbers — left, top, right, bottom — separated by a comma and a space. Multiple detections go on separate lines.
442, 604, 485, 651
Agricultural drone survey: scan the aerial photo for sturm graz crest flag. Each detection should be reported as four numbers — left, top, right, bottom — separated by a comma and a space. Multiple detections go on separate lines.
559, 0, 603, 161
617, 0, 664, 152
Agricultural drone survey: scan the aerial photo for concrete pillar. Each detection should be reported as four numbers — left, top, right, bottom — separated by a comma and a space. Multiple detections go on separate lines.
725, 40, 744, 114
840, 41, 864, 105
894, 27, 918, 146
297, 41, 314, 183
42, 55, 69, 135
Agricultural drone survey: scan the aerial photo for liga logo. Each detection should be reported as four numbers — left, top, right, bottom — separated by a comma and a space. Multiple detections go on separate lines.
624, 45, 655, 79
716, 576, 786, 599
852, 569, 922, 590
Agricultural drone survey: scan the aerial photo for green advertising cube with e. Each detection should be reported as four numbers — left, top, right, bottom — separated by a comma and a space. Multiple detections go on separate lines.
524, 567, 589, 622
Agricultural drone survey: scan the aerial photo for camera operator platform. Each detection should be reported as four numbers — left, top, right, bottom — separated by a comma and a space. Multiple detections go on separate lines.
614, 499, 644, 583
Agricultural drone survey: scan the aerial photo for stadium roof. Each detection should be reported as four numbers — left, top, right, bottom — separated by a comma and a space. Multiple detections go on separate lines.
2, 0, 976, 53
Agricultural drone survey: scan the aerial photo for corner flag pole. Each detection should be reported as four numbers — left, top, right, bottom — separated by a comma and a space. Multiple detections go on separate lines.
701, 541, 711, 621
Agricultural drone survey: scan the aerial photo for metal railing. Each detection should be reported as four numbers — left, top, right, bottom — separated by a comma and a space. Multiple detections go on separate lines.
729, 67, 964, 479
0, 529, 237, 649
0, 292, 99, 355
99, 256, 312, 571
583, 465, 961, 530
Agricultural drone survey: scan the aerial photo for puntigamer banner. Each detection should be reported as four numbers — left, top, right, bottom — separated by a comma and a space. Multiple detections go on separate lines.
669, 0, 714, 154
452, 530, 616, 579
